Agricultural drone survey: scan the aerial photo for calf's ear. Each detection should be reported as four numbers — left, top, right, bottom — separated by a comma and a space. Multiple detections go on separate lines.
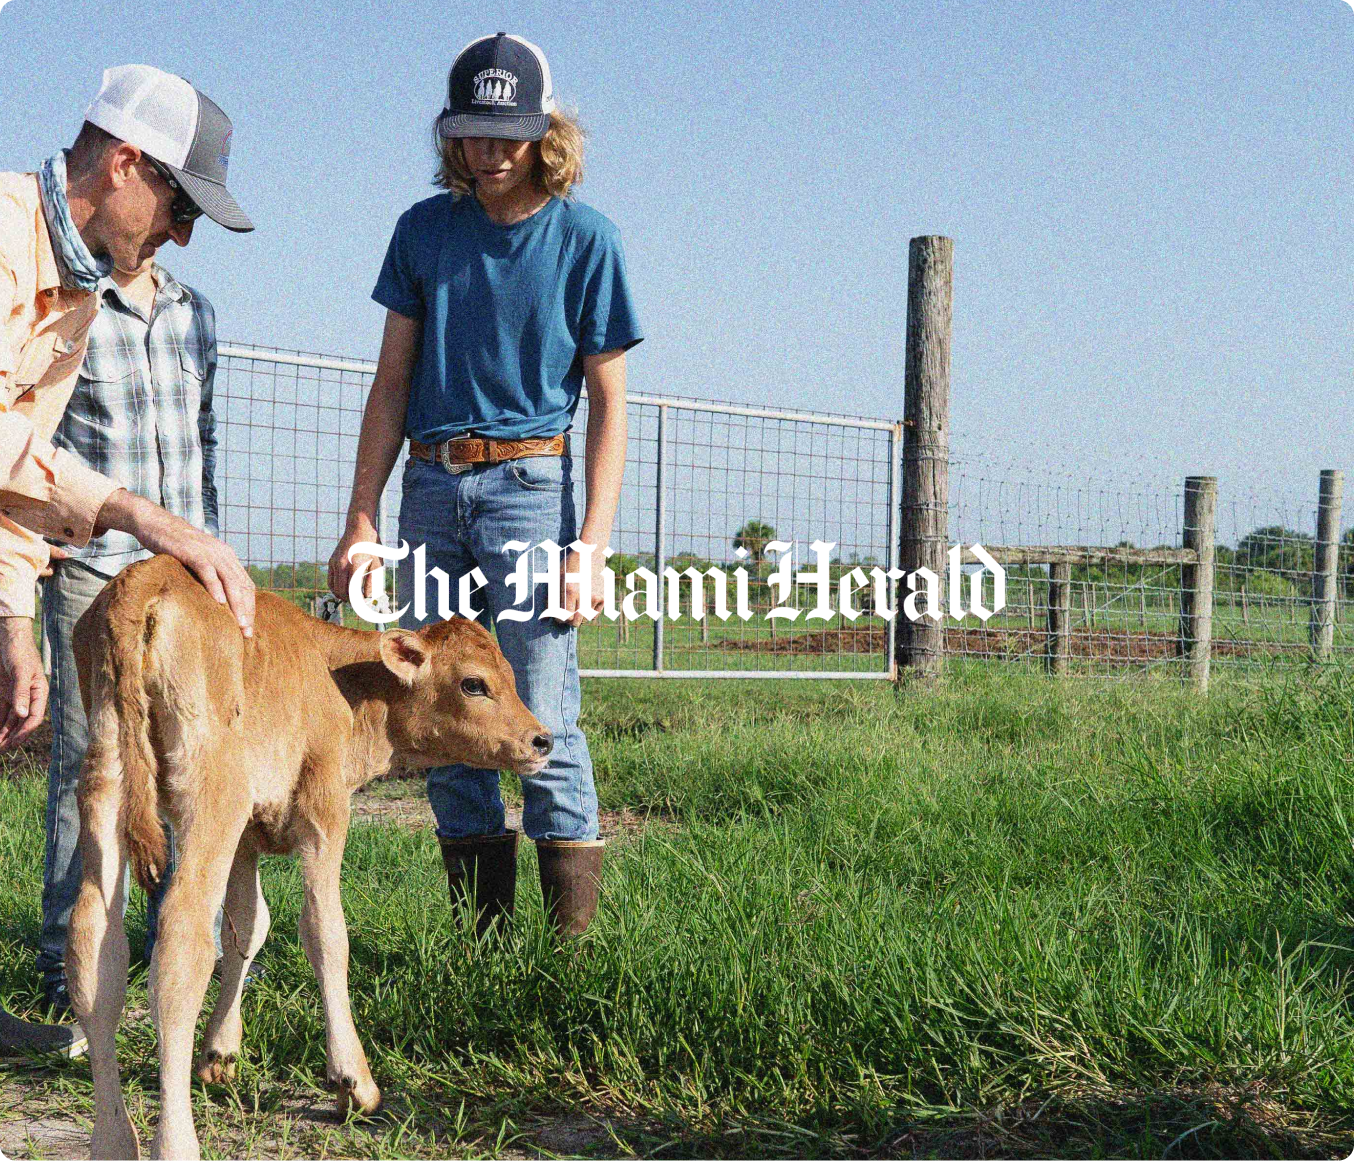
379, 629, 431, 685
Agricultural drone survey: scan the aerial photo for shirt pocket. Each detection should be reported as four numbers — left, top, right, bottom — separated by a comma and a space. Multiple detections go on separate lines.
176, 347, 209, 413
79, 342, 137, 389
178, 347, 207, 383
65, 357, 137, 437
11, 333, 82, 401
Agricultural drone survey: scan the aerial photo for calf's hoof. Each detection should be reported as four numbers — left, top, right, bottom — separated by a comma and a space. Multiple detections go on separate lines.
195, 1048, 237, 1085
335, 1073, 383, 1118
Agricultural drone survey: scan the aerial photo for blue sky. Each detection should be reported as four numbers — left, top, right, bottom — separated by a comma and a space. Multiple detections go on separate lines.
2, 0, 1351, 523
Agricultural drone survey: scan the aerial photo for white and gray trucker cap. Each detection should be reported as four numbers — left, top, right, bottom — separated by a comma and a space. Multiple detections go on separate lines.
84, 64, 254, 232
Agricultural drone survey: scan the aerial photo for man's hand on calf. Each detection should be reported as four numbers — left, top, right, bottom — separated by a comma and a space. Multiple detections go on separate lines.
95, 490, 255, 638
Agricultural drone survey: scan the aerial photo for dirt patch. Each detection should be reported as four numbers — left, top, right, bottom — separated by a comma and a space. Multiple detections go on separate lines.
0, 1073, 644, 1161
351, 792, 437, 830
0, 1115, 86, 1159
0, 1077, 87, 1161
717, 625, 1305, 665
351, 795, 671, 842
3, 1068, 1347, 1160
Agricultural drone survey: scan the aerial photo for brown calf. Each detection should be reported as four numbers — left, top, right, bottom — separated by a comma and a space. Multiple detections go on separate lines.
66, 556, 549, 1160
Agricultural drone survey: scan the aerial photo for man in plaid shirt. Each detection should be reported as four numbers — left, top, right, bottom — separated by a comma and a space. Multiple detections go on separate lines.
34, 256, 221, 1016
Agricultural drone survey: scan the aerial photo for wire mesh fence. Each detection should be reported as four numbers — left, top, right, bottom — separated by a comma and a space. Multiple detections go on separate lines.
214, 343, 1352, 681
945, 458, 1353, 676
216, 343, 902, 678
1212, 481, 1353, 667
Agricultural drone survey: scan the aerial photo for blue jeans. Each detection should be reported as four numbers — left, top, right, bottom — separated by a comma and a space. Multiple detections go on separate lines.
397, 454, 597, 842
36, 560, 215, 982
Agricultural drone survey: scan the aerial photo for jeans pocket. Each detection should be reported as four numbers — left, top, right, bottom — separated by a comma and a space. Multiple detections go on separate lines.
509, 455, 568, 491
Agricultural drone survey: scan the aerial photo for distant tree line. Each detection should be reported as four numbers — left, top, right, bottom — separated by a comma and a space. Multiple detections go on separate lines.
241, 520, 1354, 608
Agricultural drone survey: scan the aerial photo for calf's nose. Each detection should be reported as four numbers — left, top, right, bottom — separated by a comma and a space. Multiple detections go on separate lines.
532, 732, 553, 757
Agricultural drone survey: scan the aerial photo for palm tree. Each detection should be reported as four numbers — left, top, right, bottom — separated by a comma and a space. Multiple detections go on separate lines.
733, 521, 776, 568
734, 521, 778, 640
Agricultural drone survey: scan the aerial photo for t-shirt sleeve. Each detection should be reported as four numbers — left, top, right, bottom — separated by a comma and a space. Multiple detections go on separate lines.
371, 209, 424, 320
578, 227, 643, 357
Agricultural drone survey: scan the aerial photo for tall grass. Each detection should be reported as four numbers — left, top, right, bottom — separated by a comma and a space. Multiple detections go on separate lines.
2, 670, 1352, 1157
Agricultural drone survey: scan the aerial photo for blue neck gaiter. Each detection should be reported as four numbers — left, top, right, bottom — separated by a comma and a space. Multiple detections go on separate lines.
37, 150, 113, 293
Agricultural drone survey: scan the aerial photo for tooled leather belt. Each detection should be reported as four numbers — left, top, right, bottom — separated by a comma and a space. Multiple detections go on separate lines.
408, 433, 567, 469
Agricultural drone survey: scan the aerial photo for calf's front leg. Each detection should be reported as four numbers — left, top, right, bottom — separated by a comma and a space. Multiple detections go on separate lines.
299, 822, 381, 1117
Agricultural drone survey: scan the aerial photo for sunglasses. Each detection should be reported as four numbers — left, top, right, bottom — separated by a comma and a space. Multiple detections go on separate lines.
142, 155, 204, 224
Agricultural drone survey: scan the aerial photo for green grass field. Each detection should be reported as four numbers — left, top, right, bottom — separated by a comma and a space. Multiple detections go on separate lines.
235, 575, 1354, 679
3, 669, 1354, 1158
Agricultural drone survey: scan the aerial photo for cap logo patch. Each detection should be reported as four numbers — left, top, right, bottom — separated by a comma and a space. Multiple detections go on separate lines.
218, 127, 232, 174
473, 68, 518, 106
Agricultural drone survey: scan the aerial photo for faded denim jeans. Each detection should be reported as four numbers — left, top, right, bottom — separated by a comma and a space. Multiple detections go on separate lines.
397, 453, 598, 842
36, 559, 218, 983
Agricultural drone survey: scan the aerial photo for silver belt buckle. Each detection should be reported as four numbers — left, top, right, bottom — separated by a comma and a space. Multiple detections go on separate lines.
439, 435, 474, 474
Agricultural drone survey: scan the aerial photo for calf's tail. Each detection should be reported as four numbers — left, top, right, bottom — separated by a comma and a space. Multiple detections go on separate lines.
84, 585, 171, 894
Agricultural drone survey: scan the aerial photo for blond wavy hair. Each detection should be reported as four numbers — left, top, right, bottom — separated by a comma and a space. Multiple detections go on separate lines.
433, 108, 585, 198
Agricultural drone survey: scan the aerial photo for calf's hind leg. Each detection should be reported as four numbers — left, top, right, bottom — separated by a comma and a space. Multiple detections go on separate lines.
150, 803, 248, 1161
67, 753, 139, 1161
196, 837, 270, 1084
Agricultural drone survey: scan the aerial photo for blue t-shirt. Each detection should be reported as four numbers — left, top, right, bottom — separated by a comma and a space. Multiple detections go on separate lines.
372, 192, 643, 442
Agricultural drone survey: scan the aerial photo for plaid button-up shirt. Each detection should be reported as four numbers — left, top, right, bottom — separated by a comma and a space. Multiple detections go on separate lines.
53, 266, 219, 577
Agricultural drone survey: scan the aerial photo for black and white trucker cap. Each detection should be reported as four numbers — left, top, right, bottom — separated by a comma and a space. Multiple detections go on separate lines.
84, 64, 254, 232
437, 33, 557, 142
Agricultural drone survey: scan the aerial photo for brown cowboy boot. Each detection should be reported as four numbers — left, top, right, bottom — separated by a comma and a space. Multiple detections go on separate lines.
536, 839, 604, 937
439, 830, 519, 937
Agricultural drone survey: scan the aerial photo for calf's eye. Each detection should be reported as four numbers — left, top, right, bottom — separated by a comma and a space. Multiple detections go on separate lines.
461, 677, 489, 697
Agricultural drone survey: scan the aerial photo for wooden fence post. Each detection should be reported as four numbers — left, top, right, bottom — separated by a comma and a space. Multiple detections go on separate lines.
1179, 476, 1216, 693
1311, 469, 1343, 662
896, 236, 952, 682
1047, 563, 1070, 676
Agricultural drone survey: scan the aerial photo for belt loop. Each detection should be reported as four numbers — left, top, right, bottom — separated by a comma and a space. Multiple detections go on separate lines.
485, 438, 499, 466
